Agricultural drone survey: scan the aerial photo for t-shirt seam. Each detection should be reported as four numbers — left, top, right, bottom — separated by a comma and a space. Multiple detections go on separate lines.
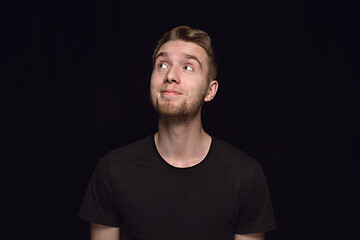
108, 156, 118, 215
152, 135, 214, 174
238, 159, 258, 209
78, 209, 120, 226
234, 221, 277, 233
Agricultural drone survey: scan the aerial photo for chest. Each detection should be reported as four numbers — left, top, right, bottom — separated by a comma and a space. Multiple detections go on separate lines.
111, 165, 242, 239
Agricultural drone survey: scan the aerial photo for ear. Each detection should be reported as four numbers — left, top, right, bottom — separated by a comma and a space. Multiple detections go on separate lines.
204, 80, 218, 102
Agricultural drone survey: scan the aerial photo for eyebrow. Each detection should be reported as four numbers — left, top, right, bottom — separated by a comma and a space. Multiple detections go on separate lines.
155, 52, 203, 69
183, 54, 203, 69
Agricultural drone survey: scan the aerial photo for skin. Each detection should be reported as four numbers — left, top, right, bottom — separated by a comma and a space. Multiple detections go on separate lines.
90, 223, 119, 240
90, 40, 264, 240
150, 40, 218, 167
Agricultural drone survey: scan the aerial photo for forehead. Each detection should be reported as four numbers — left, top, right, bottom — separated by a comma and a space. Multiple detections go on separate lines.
157, 40, 208, 62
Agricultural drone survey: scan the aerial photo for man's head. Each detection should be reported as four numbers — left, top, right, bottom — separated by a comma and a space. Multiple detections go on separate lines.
150, 26, 218, 123
152, 25, 217, 81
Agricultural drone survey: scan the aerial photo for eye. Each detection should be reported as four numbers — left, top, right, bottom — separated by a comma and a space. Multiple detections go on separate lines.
183, 65, 194, 71
158, 63, 168, 69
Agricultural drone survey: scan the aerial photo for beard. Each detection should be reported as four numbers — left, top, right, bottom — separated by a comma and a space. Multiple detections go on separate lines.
150, 90, 206, 123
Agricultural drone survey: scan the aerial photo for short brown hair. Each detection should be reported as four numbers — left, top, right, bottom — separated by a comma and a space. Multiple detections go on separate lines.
152, 25, 217, 80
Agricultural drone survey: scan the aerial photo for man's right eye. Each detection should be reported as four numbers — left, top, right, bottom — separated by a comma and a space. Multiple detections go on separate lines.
159, 63, 168, 69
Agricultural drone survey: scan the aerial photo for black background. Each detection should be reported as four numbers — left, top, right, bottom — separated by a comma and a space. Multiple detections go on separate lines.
4, 0, 359, 239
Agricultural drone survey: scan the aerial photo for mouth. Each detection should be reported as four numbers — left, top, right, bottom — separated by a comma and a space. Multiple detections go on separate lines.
161, 89, 182, 95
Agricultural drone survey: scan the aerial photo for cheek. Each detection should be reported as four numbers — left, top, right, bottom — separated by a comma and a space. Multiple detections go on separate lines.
150, 74, 159, 88
149, 82, 158, 96
195, 78, 210, 92
150, 71, 165, 85
199, 83, 211, 99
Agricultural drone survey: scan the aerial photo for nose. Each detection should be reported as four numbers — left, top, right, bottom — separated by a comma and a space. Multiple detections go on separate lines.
165, 66, 180, 84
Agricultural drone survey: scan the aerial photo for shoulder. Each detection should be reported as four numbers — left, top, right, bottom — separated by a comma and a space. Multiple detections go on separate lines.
87, 135, 156, 189
210, 136, 262, 174
99, 135, 154, 167
108, 135, 153, 156
212, 137, 256, 164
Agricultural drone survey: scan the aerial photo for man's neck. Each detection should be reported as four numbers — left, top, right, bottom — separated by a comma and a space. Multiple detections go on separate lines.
154, 115, 212, 168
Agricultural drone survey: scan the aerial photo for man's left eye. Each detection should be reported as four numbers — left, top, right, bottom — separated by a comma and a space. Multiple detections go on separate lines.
184, 65, 194, 71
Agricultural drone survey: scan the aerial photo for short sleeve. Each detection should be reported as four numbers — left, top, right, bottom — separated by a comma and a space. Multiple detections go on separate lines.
78, 155, 121, 227
234, 161, 277, 234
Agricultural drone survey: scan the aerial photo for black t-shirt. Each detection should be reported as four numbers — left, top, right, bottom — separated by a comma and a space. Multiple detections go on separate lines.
79, 135, 276, 239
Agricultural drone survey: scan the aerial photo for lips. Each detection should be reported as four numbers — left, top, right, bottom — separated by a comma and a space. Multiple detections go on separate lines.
161, 89, 182, 95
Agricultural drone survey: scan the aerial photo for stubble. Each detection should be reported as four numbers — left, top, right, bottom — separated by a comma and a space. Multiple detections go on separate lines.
150, 90, 206, 123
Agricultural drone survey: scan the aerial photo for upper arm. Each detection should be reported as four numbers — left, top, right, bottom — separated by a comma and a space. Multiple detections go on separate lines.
90, 223, 120, 240
234, 232, 265, 240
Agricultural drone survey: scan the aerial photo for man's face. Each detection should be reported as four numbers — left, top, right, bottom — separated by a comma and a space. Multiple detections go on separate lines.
150, 40, 212, 121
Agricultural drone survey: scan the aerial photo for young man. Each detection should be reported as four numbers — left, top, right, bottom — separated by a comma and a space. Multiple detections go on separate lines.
79, 26, 277, 240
